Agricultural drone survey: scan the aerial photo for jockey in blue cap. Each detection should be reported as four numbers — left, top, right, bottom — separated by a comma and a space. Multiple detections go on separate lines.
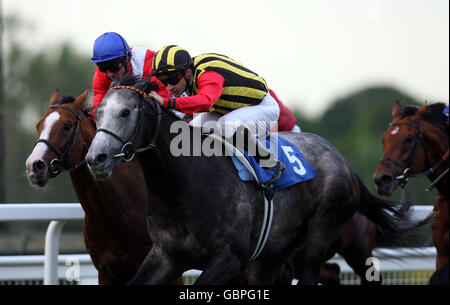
90, 32, 169, 119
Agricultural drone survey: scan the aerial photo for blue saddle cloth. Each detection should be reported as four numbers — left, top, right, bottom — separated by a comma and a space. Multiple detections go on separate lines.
231, 134, 316, 191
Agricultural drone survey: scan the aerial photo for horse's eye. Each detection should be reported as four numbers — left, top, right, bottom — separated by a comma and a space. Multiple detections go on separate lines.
64, 121, 73, 131
403, 136, 415, 146
121, 109, 131, 118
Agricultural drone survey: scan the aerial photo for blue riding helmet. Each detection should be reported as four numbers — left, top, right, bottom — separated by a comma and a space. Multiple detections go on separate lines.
91, 32, 131, 63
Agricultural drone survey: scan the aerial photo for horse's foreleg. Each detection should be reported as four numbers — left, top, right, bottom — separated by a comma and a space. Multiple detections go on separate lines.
97, 272, 116, 285
246, 259, 286, 285
194, 243, 243, 285
127, 247, 181, 285
298, 218, 344, 285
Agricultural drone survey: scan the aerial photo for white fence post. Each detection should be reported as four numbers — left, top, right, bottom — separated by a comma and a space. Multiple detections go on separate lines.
43, 220, 66, 285
0, 203, 84, 284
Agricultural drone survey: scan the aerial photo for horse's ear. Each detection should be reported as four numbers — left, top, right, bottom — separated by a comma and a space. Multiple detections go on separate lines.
137, 76, 155, 94
416, 103, 428, 118
147, 81, 160, 93
392, 101, 402, 120
74, 89, 89, 108
50, 89, 60, 105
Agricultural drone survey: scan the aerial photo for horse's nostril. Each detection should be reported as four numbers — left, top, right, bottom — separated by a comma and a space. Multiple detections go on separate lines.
95, 154, 108, 165
375, 174, 393, 186
381, 175, 393, 184
33, 160, 46, 171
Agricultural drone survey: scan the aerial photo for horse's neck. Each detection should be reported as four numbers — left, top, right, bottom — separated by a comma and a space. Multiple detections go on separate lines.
422, 121, 449, 197
69, 164, 150, 248
68, 165, 106, 217
422, 122, 448, 166
80, 116, 96, 147
69, 119, 121, 218
142, 116, 188, 186
138, 114, 218, 199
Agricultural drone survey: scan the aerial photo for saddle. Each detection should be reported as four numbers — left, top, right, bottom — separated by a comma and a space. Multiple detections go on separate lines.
189, 113, 316, 261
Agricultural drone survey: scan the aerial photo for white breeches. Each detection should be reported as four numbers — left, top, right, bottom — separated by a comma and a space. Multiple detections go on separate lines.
190, 92, 280, 138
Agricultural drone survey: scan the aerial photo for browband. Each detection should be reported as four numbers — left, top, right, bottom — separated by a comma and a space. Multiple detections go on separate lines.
111, 85, 147, 97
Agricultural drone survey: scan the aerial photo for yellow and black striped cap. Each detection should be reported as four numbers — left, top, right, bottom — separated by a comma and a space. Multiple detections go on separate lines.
152, 45, 193, 75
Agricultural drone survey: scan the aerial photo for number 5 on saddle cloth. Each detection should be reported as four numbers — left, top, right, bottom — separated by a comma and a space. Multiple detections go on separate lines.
231, 133, 316, 191
188, 112, 316, 192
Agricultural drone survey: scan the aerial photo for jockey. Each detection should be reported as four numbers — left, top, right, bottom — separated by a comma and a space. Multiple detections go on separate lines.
90, 32, 170, 119
149, 45, 286, 186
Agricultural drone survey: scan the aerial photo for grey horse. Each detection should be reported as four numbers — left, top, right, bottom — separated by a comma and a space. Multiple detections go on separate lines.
86, 76, 430, 285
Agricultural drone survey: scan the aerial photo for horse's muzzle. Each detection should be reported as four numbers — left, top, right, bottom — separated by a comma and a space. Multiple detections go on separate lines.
86, 151, 115, 180
26, 159, 50, 187
373, 171, 397, 196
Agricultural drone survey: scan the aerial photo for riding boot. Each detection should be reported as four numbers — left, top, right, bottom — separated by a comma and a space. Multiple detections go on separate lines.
232, 126, 286, 186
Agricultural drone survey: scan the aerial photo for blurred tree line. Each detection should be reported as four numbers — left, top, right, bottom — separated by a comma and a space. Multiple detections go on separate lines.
293, 87, 437, 206
3, 15, 92, 204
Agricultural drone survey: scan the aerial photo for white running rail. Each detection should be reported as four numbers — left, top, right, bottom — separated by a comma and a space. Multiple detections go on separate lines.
0, 203, 435, 285
0, 203, 84, 284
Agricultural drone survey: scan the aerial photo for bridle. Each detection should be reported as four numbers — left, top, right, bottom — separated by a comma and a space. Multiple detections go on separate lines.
96, 86, 163, 161
35, 105, 87, 175
379, 121, 447, 189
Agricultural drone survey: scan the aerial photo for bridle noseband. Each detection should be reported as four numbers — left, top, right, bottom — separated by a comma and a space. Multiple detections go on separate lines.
96, 86, 163, 162
35, 105, 87, 175
379, 121, 446, 189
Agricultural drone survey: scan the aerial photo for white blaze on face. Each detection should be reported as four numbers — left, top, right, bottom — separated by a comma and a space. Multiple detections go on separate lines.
390, 126, 400, 135
25, 112, 60, 172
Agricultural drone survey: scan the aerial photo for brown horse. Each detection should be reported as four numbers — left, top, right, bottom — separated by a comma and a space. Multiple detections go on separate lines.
25, 90, 182, 285
373, 102, 449, 272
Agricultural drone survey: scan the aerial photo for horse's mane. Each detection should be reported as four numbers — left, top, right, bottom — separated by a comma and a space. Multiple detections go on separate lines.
401, 102, 448, 127
112, 74, 161, 93
109, 75, 179, 120
112, 75, 141, 87
58, 95, 92, 119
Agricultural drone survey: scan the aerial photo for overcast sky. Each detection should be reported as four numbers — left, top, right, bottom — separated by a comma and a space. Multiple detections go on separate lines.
3, 0, 449, 117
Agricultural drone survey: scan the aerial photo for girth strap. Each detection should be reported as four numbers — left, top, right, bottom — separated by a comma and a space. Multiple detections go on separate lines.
249, 194, 274, 262
203, 133, 274, 262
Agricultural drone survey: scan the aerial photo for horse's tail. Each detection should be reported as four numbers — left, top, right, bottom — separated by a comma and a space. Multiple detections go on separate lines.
357, 175, 433, 244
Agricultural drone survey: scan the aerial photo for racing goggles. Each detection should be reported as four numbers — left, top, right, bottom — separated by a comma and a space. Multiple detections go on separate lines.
160, 73, 184, 86
97, 60, 124, 73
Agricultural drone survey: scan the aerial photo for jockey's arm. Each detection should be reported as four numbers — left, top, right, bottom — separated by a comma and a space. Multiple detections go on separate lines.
149, 71, 225, 115
90, 68, 110, 119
